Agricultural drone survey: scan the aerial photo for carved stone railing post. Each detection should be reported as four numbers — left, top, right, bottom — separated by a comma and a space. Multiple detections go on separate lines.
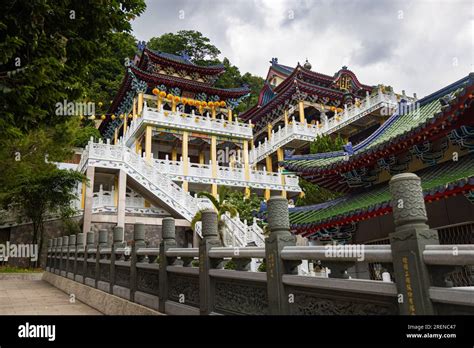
159, 217, 176, 313
46, 239, 52, 272
84, 231, 94, 285
130, 223, 145, 302
68, 235, 76, 279
199, 209, 222, 315
56, 238, 62, 275
96, 230, 108, 290
75, 233, 84, 282
389, 173, 438, 315
109, 226, 124, 293
265, 196, 298, 315
52, 238, 58, 273
61, 236, 68, 277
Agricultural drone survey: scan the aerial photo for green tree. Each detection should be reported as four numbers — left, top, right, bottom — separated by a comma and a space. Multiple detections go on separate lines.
73, 125, 101, 148
297, 134, 346, 206
216, 187, 262, 226
81, 32, 138, 108
191, 190, 238, 246
147, 32, 264, 114
309, 134, 346, 154
3, 169, 85, 267
147, 30, 220, 64
0, 0, 146, 267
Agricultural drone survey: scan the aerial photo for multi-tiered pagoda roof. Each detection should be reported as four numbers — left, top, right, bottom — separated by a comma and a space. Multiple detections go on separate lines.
283, 74, 474, 238
100, 48, 250, 139
240, 58, 374, 135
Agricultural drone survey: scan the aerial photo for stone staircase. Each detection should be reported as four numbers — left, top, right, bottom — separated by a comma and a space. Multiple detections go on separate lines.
80, 140, 266, 246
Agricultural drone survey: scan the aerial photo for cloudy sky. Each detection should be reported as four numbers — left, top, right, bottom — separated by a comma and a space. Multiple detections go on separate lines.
132, 0, 473, 97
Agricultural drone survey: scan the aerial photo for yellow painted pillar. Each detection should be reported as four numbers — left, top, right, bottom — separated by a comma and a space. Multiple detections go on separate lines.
227, 109, 232, 122
145, 126, 152, 163
133, 97, 137, 120
137, 92, 143, 116
171, 148, 177, 161
157, 94, 162, 110
172, 97, 177, 113
211, 135, 218, 197
284, 109, 289, 125
114, 176, 118, 206
199, 151, 205, 164
123, 115, 127, 135
134, 139, 140, 154
81, 179, 86, 209
182, 131, 189, 192
114, 128, 118, 145
243, 140, 251, 198
298, 100, 305, 123
211, 107, 216, 119
277, 148, 287, 198
265, 155, 273, 201
267, 123, 273, 139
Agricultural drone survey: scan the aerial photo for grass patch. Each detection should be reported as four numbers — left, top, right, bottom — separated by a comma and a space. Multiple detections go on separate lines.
0, 265, 43, 273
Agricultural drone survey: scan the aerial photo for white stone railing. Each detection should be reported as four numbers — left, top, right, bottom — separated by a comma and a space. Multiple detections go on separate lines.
123, 103, 253, 147
249, 90, 402, 164
81, 140, 201, 221
152, 156, 300, 192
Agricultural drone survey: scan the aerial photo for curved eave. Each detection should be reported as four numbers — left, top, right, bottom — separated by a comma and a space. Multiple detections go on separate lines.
143, 48, 225, 75
241, 76, 346, 123
290, 178, 474, 237
282, 74, 474, 179
130, 66, 250, 98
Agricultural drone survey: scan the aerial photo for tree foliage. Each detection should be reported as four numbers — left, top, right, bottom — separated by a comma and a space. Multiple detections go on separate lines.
309, 134, 346, 154
191, 189, 238, 246
3, 169, 85, 266
147, 30, 220, 64
296, 135, 346, 206
147, 31, 264, 115
0, 0, 146, 264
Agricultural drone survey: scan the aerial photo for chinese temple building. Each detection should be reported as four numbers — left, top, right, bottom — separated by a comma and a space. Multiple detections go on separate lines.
74, 48, 302, 247
240, 58, 414, 200
282, 73, 474, 246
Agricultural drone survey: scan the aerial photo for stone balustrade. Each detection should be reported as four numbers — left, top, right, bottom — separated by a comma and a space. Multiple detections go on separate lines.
123, 104, 253, 147
81, 140, 300, 192
249, 90, 401, 164
45, 173, 474, 315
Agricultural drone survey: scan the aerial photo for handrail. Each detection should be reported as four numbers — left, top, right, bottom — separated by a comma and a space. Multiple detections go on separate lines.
165, 248, 199, 258
208, 247, 265, 258
423, 245, 474, 265
280, 245, 392, 263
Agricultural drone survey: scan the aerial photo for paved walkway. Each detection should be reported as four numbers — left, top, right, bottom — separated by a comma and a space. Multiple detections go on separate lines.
0, 276, 101, 315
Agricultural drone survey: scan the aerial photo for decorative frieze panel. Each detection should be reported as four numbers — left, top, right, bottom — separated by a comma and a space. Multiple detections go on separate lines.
289, 291, 398, 315
115, 266, 130, 288
214, 280, 268, 315
137, 268, 159, 295
168, 273, 200, 307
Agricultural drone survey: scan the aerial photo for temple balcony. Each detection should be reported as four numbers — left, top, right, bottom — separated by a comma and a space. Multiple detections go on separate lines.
123, 103, 253, 147
250, 89, 406, 164
78, 140, 301, 195
152, 156, 300, 192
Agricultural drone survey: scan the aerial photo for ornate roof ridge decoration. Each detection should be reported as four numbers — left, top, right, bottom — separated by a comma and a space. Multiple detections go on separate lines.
241, 74, 347, 122
242, 62, 374, 122
142, 48, 225, 74
288, 155, 474, 237
129, 65, 250, 97
282, 73, 474, 179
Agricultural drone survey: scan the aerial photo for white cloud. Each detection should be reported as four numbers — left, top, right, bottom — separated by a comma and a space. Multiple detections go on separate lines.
132, 0, 473, 97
